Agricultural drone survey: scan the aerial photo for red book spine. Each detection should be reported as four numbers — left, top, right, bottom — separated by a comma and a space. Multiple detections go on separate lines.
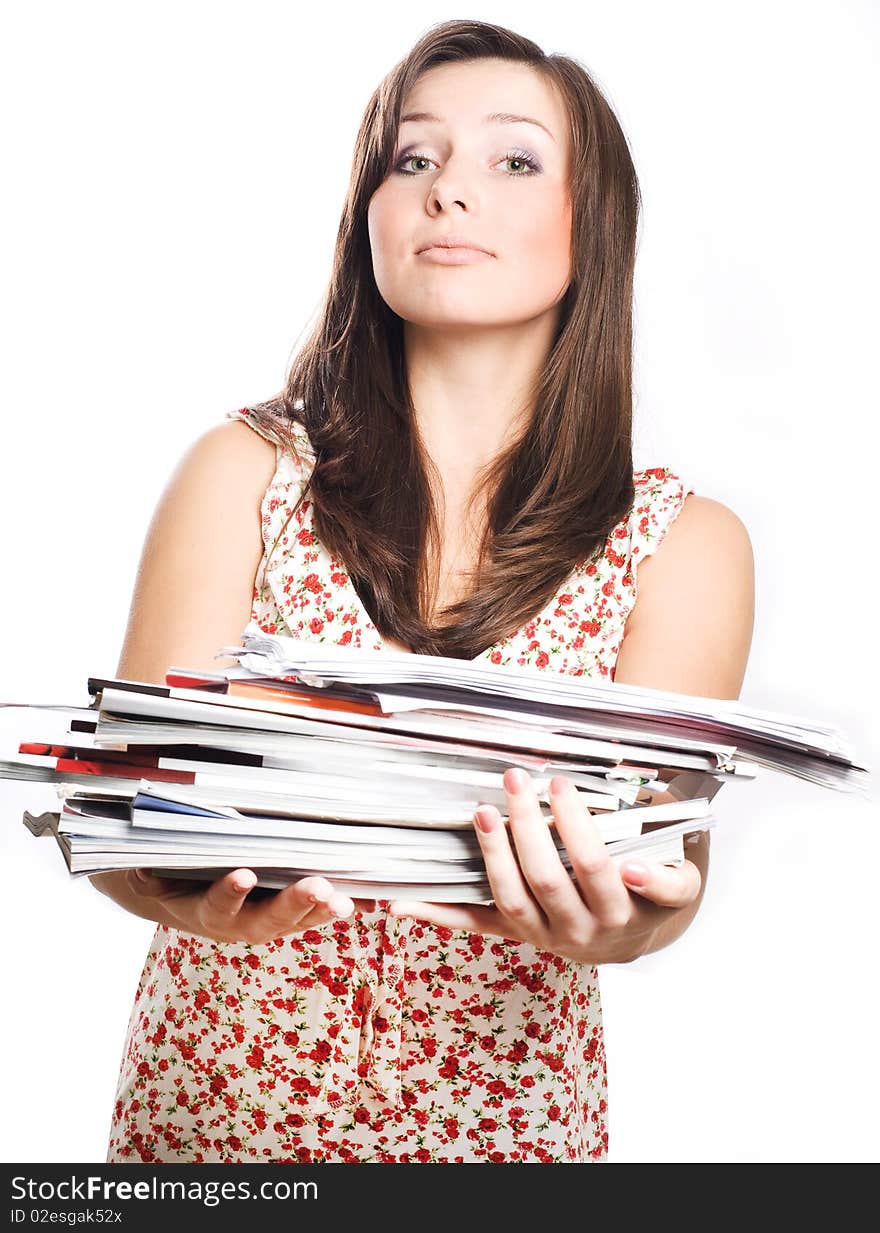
19, 743, 165, 768
54, 758, 195, 784
165, 673, 227, 690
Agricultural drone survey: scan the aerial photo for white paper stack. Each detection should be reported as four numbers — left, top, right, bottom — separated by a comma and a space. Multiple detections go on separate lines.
2, 621, 870, 903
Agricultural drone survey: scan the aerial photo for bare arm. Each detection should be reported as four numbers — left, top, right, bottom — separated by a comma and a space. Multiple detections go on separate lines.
611, 494, 756, 959
89, 420, 368, 942
385, 493, 756, 966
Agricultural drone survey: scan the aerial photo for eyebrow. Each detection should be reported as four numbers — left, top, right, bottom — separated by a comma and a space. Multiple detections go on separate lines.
399, 111, 556, 143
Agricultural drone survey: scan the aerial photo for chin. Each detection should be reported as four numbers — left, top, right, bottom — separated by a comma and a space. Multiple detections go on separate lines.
406, 311, 504, 331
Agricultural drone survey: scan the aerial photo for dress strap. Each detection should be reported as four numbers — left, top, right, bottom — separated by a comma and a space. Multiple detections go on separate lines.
630, 466, 693, 562
224, 406, 318, 603
225, 405, 316, 474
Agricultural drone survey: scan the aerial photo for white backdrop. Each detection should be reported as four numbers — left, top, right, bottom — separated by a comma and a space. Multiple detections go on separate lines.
1, 1, 877, 1164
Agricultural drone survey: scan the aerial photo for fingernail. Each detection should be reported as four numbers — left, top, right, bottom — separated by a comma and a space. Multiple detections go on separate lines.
622, 863, 649, 886
233, 872, 257, 893
505, 767, 529, 794
475, 806, 497, 834
134, 869, 149, 883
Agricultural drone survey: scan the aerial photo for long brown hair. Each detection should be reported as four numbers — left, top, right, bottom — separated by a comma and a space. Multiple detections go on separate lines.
246, 18, 641, 659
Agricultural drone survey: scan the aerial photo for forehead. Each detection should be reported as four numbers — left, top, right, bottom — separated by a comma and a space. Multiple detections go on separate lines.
399, 59, 568, 142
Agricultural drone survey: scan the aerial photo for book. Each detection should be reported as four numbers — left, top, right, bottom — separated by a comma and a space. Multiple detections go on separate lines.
3, 623, 870, 903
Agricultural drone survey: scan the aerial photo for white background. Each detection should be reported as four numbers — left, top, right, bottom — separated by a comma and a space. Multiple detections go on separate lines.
1, 1, 877, 1164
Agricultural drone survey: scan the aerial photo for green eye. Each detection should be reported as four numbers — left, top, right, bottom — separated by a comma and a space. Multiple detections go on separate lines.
393, 149, 541, 177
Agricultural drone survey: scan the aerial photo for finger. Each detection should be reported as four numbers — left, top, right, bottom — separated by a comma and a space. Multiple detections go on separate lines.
503, 769, 586, 930
550, 777, 633, 926
196, 868, 266, 935
126, 868, 166, 897
126, 868, 198, 901
240, 875, 355, 939
387, 899, 503, 934
472, 798, 549, 936
617, 858, 703, 907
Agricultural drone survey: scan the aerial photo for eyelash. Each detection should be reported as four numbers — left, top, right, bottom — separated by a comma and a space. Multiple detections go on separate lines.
393, 148, 541, 177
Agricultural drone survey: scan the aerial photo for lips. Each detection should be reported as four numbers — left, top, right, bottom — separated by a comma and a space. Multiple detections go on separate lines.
416, 236, 493, 256
417, 246, 493, 266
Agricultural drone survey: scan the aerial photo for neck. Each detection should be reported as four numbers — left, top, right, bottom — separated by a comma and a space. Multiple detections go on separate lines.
403, 311, 559, 496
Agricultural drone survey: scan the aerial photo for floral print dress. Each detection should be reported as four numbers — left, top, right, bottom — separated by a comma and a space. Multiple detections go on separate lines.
105, 406, 694, 1164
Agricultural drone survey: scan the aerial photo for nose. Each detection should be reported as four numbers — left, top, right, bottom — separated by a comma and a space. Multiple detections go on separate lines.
431, 188, 467, 211
428, 156, 476, 213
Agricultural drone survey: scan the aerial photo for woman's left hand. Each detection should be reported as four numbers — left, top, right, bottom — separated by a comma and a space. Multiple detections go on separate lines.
387, 767, 704, 964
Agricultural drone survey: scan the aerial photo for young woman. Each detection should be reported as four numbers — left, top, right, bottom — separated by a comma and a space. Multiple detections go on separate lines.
89, 20, 754, 1163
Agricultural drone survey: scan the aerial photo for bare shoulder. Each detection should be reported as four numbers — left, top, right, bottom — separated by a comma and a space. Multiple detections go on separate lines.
662, 492, 751, 544
115, 420, 280, 686
175, 417, 279, 487
638, 493, 754, 581
614, 494, 755, 699
150, 418, 280, 540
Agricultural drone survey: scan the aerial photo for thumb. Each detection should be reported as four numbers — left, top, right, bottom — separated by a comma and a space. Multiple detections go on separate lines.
620, 860, 701, 907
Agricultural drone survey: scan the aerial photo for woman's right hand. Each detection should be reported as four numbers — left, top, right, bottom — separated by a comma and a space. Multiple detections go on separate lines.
123, 867, 373, 944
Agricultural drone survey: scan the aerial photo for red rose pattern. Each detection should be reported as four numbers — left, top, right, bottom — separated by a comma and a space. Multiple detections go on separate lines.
105, 407, 693, 1164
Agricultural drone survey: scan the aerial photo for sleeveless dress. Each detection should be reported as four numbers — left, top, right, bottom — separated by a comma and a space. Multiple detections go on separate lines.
105, 406, 695, 1164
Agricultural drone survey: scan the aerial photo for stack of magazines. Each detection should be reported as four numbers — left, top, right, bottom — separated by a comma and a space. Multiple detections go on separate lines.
1, 622, 871, 904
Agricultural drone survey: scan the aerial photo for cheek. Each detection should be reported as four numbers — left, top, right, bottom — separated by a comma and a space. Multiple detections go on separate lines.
367, 189, 407, 284
514, 193, 572, 279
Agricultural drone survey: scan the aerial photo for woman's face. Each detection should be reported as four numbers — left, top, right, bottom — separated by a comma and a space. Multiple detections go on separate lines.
367, 58, 573, 333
